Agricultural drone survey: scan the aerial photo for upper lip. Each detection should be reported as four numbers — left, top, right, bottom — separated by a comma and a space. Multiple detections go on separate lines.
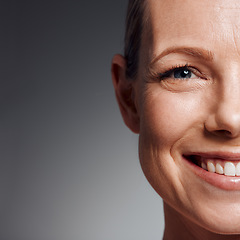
184, 151, 240, 161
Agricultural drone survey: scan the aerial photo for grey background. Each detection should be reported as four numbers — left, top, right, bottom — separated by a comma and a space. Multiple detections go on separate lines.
1, 1, 164, 239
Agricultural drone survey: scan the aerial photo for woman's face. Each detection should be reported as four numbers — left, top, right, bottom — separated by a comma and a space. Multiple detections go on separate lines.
135, 0, 240, 234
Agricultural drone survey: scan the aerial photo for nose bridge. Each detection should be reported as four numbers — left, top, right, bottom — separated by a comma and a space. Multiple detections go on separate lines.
220, 66, 240, 112
222, 81, 240, 108
205, 68, 240, 138
219, 83, 240, 127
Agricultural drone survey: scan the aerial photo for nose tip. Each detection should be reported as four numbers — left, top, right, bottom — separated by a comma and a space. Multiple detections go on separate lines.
205, 107, 240, 139
204, 65, 240, 139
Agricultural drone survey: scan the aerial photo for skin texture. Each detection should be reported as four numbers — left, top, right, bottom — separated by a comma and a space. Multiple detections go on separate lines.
112, 0, 240, 239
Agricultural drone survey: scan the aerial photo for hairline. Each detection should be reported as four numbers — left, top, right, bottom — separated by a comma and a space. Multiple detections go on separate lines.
124, 0, 149, 80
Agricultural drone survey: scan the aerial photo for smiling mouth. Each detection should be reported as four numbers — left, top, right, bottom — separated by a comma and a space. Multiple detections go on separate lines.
185, 155, 240, 177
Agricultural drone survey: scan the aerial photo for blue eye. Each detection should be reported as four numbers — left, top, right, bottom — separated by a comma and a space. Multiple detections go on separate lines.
159, 66, 197, 80
173, 68, 192, 79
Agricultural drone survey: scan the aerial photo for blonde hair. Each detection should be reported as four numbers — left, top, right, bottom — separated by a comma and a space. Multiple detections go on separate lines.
124, 0, 146, 79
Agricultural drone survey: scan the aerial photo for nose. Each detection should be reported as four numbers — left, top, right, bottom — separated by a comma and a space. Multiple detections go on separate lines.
205, 86, 240, 139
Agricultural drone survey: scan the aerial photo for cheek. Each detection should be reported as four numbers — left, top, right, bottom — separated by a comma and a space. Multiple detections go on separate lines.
138, 88, 207, 199
140, 90, 203, 145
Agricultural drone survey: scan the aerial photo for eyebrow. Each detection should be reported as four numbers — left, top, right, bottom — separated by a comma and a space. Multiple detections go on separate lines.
150, 46, 214, 66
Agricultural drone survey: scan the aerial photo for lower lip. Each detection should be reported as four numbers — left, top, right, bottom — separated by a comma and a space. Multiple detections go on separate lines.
183, 156, 240, 190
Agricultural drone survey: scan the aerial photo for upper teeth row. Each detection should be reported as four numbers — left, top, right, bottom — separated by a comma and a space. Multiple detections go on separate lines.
202, 161, 240, 176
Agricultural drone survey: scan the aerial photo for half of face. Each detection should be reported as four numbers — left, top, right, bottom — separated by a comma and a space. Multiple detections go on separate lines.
112, 0, 240, 235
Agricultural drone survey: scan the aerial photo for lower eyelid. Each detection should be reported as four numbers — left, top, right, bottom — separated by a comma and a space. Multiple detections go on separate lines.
159, 67, 204, 81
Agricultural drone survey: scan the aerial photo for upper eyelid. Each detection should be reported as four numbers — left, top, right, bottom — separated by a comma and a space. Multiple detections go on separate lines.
158, 66, 200, 80
145, 63, 210, 83
146, 47, 214, 80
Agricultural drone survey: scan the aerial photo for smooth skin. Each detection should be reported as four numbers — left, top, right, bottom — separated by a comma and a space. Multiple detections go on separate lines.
112, 0, 240, 239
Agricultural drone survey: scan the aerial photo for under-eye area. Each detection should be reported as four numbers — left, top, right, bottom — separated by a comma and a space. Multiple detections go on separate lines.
184, 155, 240, 177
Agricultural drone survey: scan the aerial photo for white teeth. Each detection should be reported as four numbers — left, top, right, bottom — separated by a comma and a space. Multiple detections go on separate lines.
216, 163, 224, 174
224, 162, 235, 176
207, 161, 215, 173
201, 162, 207, 170
236, 163, 240, 176
199, 159, 240, 177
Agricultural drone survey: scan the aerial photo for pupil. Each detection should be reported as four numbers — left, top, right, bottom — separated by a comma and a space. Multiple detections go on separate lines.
174, 68, 192, 78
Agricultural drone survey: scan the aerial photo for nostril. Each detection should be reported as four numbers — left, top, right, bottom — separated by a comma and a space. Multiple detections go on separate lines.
213, 129, 232, 138
204, 111, 240, 139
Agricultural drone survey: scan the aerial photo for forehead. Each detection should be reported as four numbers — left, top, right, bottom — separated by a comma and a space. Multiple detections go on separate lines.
143, 0, 240, 60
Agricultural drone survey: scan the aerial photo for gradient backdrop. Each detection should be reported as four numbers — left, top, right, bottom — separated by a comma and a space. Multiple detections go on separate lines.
1, 1, 164, 239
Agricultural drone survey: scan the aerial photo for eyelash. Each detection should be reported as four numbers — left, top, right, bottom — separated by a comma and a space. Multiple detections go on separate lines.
157, 64, 199, 81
